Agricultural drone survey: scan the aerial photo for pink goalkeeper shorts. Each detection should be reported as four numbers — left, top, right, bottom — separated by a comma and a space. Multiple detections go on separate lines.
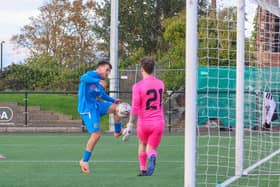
137, 121, 165, 148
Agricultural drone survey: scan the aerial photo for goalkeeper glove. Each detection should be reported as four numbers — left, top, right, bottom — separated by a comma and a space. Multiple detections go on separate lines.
122, 122, 133, 142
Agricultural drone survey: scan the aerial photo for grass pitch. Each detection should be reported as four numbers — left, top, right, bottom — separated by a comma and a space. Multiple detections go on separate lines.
0, 133, 184, 187
2, 132, 280, 187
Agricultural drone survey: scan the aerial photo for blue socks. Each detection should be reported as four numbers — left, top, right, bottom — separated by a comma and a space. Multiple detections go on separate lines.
82, 150, 92, 162
114, 122, 122, 133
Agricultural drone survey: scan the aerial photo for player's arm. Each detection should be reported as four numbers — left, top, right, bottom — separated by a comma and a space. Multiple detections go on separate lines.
98, 80, 121, 104
126, 113, 137, 128
98, 82, 116, 103
122, 84, 139, 141
122, 113, 137, 142
99, 89, 115, 103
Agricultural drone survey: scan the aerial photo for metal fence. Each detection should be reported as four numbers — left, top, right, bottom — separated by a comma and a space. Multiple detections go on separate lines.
0, 90, 184, 132
2, 66, 280, 131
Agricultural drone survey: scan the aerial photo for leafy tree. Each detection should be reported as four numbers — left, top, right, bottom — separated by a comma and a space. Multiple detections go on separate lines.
245, 13, 258, 66
94, 0, 185, 67
159, 11, 185, 90
118, 48, 145, 69
160, 5, 238, 90
0, 55, 96, 91
1, 64, 54, 90
11, 0, 98, 68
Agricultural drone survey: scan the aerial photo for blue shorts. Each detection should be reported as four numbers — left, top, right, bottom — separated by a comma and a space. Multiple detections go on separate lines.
81, 100, 113, 133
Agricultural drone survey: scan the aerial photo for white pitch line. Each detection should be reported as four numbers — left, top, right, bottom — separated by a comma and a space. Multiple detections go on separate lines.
0, 160, 183, 163
0, 144, 182, 147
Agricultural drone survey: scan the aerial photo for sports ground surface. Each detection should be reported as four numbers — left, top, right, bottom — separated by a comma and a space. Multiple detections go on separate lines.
0, 133, 184, 187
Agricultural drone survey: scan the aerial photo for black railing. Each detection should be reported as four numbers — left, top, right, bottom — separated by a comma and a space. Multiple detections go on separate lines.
0, 90, 182, 132
2, 89, 278, 131
0, 91, 78, 127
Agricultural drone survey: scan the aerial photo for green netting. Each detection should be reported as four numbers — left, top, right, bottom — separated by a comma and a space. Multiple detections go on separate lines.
198, 66, 280, 127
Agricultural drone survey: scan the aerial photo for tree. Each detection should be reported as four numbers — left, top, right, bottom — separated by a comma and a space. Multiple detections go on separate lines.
94, 0, 185, 66
0, 53, 96, 91
11, 0, 98, 68
159, 11, 186, 90
1, 63, 56, 90
159, 5, 238, 90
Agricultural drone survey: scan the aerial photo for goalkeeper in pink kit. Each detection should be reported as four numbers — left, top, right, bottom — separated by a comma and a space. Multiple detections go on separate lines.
123, 57, 165, 176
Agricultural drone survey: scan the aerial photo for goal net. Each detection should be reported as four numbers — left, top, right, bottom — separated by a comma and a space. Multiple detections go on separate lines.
193, 0, 280, 186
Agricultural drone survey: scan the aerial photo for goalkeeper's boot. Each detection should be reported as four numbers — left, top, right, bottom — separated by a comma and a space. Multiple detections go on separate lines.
138, 170, 147, 176
0, 154, 6, 160
147, 155, 156, 176
80, 160, 90, 173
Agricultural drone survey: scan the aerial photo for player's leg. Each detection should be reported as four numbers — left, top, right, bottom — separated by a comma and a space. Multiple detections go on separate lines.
113, 111, 123, 137
80, 112, 101, 173
146, 122, 165, 176
138, 142, 148, 176
146, 145, 157, 176
106, 103, 123, 137
80, 131, 101, 173
137, 125, 149, 176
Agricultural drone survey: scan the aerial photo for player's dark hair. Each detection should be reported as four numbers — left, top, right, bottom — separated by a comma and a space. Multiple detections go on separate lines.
140, 57, 155, 74
97, 60, 112, 69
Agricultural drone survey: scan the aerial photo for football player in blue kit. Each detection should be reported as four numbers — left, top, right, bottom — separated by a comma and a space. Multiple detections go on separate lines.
77, 60, 122, 173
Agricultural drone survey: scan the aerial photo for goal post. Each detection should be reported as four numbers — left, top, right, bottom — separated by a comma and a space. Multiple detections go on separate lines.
235, 0, 245, 178
188, 0, 280, 186
185, 0, 198, 187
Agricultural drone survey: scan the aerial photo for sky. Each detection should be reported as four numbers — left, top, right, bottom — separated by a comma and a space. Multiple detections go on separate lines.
0, 0, 42, 68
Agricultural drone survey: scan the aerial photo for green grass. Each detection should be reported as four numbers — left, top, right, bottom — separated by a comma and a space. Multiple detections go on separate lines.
0, 93, 80, 119
0, 93, 110, 129
196, 134, 280, 187
1, 133, 280, 186
0, 134, 184, 187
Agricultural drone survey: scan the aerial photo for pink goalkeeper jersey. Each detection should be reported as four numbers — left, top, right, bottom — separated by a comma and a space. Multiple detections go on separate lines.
131, 76, 165, 123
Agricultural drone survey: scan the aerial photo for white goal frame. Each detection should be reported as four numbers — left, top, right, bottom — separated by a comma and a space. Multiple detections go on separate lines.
185, 0, 280, 186
185, 0, 198, 187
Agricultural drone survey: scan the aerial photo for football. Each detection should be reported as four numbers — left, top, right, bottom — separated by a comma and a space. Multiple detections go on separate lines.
116, 102, 131, 117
